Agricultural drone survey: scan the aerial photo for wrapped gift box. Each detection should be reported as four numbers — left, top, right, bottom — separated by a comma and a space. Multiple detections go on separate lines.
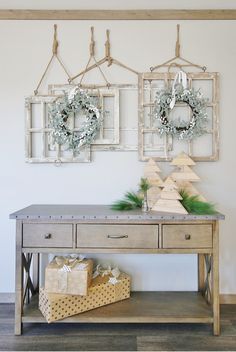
39, 272, 130, 323
45, 256, 93, 296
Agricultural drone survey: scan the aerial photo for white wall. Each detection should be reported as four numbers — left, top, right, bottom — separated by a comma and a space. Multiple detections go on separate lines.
1, 0, 236, 294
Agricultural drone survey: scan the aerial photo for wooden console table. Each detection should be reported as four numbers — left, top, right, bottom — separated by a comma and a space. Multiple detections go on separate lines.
10, 205, 224, 336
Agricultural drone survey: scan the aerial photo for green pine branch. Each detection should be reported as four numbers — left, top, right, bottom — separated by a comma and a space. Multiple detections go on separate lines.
180, 189, 217, 215
139, 178, 151, 193
111, 191, 143, 211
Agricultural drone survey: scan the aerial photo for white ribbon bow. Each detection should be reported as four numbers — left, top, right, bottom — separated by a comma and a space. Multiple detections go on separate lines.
93, 264, 121, 285
169, 70, 188, 110
55, 255, 85, 273
67, 86, 78, 103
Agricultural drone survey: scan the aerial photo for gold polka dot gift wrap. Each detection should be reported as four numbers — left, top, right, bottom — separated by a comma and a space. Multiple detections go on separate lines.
39, 272, 131, 323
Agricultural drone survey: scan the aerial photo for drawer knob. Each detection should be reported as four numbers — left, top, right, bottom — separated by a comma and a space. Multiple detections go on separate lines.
185, 234, 191, 240
107, 235, 128, 239
44, 233, 52, 239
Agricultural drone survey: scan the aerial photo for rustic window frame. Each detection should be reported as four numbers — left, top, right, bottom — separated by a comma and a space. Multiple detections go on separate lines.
138, 72, 219, 161
49, 84, 139, 152
25, 95, 91, 163
48, 84, 120, 146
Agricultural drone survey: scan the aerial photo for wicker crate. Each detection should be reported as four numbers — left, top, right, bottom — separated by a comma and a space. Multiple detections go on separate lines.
39, 272, 130, 323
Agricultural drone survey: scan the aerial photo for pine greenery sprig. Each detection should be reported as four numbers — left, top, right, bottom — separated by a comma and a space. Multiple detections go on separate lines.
111, 191, 143, 211
180, 190, 217, 215
139, 178, 151, 193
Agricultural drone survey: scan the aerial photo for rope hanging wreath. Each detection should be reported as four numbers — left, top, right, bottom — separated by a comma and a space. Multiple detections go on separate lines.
153, 71, 208, 140
49, 86, 101, 153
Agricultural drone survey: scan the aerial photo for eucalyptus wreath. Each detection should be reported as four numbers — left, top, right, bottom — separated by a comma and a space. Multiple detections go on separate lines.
153, 85, 208, 140
49, 87, 101, 153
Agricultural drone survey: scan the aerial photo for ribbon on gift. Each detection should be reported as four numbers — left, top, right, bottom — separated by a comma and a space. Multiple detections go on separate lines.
169, 70, 188, 110
53, 255, 86, 292
55, 255, 85, 273
93, 264, 121, 285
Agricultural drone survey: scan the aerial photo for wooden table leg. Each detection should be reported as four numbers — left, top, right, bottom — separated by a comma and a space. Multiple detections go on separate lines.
198, 253, 205, 292
33, 253, 40, 293
15, 220, 23, 335
212, 221, 220, 336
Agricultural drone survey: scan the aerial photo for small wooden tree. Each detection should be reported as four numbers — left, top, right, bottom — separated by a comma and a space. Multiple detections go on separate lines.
170, 152, 206, 201
152, 177, 188, 214
144, 158, 164, 209
144, 158, 164, 187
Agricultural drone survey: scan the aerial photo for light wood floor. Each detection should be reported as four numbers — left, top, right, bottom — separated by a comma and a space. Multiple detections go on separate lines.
1, 303, 236, 351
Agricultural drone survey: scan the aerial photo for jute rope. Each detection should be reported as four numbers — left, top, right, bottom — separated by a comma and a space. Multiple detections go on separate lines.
34, 24, 71, 95
150, 24, 206, 72
104, 29, 139, 75
77, 27, 111, 87
70, 28, 139, 82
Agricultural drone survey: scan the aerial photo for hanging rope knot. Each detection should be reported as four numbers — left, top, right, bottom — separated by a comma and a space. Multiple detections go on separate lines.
33, 24, 70, 95
175, 24, 180, 58
148, 24, 206, 73
52, 24, 58, 55
90, 41, 95, 56
89, 26, 95, 56
105, 29, 112, 65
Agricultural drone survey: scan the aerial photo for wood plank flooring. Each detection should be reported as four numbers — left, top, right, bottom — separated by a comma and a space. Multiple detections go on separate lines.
1, 303, 236, 351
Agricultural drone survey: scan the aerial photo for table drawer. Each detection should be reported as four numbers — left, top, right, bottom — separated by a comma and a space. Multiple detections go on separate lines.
162, 224, 212, 249
77, 224, 158, 248
23, 224, 73, 248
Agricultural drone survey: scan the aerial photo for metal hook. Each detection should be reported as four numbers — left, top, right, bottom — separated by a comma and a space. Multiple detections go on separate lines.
54, 158, 62, 167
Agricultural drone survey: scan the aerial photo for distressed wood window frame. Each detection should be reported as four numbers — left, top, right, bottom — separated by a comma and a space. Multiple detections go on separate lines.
48, 84, 120, 146
138, 72, 219, 162
25, 95, 91, 163
49, 83, 139, 152
92, 85, 139, 152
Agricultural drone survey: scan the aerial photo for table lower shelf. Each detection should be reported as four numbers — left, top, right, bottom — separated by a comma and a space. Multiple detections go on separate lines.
22, 291, 213, 324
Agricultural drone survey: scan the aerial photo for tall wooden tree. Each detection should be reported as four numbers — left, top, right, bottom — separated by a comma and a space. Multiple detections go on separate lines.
152, 177, 188, 214
144, 158, 164, 187
170, 152, 206, 201
144, 158, 164, 209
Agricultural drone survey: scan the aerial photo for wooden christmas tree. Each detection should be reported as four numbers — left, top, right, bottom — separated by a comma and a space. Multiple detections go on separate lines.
144, 158, 164, 209
170, 152, 206, 202
147, 186, 161, 209
152, 177, 188, 214
144, 158, 164, 187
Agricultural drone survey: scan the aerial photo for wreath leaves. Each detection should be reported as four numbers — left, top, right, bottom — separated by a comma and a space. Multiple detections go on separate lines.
153, 86, 208, 140
49, 87, 101, 154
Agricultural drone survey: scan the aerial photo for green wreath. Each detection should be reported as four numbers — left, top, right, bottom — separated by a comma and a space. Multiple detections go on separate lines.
49, 87, 101, 153
153, 85, 208, 140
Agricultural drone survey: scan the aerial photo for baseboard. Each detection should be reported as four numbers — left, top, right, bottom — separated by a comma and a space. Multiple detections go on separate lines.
0, 292, 236, 304
0, 293, 15, 303
220, 294, 236, 304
